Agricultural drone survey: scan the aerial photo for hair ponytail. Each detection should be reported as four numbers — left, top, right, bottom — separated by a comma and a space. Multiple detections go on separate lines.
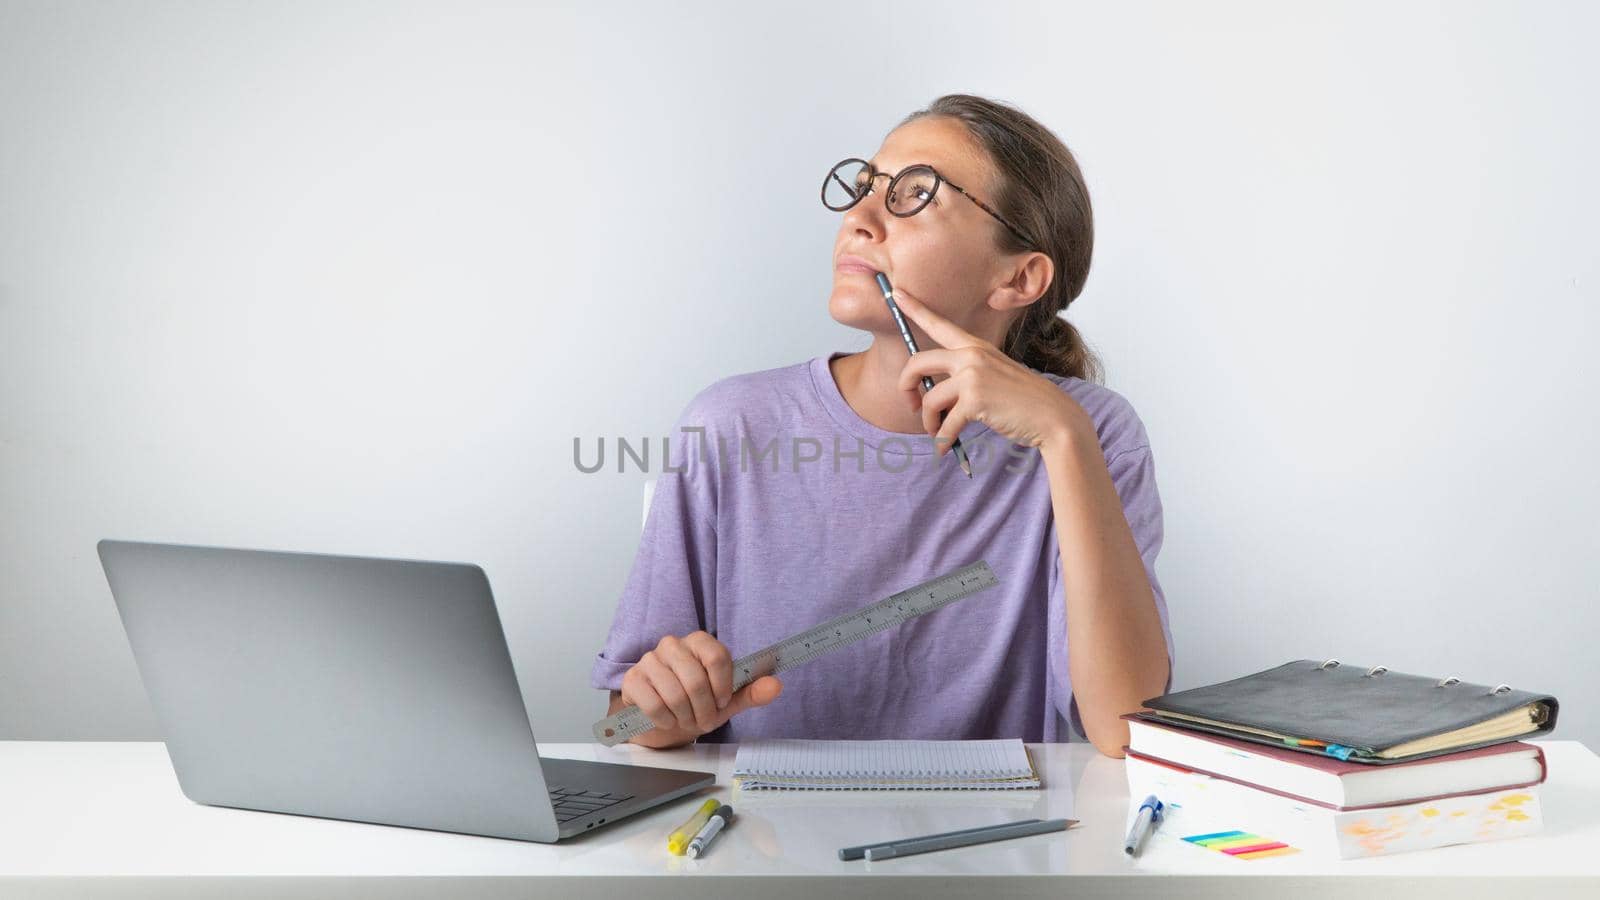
1005, 306, 1102, 384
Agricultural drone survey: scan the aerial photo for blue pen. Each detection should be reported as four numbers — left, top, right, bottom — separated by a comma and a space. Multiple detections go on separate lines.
874, 270, 973, 478
1124, 794, 1164, 856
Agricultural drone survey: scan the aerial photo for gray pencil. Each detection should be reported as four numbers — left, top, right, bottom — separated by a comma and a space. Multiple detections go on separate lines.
874, 270, 973, 478
838, 819, 1042, 861
863, 817, 1075, 861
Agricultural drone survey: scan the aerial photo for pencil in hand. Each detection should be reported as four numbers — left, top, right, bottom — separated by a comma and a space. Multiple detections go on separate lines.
874, 271, 973, 478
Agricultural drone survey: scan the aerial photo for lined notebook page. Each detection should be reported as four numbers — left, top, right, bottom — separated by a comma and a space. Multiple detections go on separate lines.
732, 739, 1040, 790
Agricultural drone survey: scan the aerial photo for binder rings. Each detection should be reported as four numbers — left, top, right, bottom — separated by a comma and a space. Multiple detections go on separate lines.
1136, 659, 1558, 765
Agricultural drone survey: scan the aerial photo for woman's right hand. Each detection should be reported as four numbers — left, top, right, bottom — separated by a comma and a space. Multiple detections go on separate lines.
610, 631, 784, 749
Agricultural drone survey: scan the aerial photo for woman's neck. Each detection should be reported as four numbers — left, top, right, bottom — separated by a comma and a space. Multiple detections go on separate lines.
829, 339, 929, 435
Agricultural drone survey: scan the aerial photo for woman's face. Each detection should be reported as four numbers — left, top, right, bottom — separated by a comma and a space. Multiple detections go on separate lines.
828, 116, 1021, 346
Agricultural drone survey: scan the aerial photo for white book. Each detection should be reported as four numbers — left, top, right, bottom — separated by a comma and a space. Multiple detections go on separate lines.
1126, 753, 1543, 860
732, 739, 1041, 791
1128, 718, 1546, 809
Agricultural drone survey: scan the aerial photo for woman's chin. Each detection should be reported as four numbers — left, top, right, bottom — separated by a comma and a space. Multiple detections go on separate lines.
827, 287, 891, 331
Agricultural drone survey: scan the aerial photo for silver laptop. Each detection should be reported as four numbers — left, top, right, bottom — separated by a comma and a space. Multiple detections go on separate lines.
97, 539, 714, 843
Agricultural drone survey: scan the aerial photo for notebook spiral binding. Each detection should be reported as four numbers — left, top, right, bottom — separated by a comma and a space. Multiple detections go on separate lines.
1319, 660, 1516, 697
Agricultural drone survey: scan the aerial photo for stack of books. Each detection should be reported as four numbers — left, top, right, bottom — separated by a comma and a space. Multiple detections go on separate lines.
1123, 659, 1559, 859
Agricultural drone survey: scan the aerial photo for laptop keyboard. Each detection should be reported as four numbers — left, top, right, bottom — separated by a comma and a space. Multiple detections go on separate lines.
547, 786, 635, 823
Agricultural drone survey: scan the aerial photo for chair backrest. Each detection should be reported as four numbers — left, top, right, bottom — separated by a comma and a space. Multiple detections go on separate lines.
642, 478, 656, 532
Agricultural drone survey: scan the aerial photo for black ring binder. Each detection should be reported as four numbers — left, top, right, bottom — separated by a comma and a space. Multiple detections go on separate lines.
1137, 660, 1559, 765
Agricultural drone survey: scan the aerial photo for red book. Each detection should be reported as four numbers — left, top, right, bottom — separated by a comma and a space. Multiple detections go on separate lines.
1122, 712, 1547, 810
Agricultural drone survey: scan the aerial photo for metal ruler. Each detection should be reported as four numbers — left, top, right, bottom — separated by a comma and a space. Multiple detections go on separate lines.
592, 560, 1000, 746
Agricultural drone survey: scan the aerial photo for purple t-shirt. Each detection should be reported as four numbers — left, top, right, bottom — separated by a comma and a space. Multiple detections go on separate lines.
590, 351, 1174, 743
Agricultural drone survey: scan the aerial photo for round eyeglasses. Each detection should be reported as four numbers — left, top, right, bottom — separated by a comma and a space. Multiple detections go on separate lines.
821, 157, 1037, 250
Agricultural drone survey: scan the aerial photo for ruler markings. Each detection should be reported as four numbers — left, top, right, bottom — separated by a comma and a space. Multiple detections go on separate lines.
592, 561, 1000, 746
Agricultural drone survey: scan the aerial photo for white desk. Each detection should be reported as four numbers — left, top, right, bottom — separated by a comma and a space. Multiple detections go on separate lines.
3, 740, 1597, 898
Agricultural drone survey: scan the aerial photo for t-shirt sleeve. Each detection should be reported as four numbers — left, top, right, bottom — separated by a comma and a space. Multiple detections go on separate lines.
1049, 442, 1175, 742
589, 403, 719, 694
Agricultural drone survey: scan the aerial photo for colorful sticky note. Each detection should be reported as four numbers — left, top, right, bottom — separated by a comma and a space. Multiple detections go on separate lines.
1183, 830, 1300, 860
1220, 841, 1289, 855
1234, 845, 1300, 860
1183, 830, 1247, 844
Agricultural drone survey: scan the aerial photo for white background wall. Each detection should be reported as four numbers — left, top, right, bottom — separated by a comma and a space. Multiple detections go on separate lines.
3, 0, 1596, 748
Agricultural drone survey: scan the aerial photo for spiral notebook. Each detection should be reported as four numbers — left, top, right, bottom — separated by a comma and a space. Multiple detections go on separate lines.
732, 739, 1041, 790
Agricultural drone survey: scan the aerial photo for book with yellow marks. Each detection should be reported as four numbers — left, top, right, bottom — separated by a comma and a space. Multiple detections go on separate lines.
1128, 753, 1544, 860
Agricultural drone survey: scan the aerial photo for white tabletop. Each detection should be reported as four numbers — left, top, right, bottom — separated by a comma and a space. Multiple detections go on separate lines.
3, 739, 1597, 899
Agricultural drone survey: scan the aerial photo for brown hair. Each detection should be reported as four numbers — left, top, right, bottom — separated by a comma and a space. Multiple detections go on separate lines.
897, 94, 1103, 383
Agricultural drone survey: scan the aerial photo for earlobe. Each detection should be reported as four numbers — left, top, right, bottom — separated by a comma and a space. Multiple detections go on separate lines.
985, 285, 1031, 315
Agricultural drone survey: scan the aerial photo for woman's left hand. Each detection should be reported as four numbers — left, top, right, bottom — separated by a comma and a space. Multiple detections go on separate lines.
890, 289, 1089, 454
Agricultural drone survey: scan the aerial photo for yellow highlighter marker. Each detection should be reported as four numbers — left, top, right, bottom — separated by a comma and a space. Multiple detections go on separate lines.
668, 799, 721, 856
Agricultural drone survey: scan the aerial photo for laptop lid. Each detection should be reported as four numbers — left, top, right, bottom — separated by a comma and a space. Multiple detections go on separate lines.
97, 540, 564, 842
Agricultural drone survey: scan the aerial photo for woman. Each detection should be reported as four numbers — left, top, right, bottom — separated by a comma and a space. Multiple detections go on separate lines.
591, 94, 1173, 758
